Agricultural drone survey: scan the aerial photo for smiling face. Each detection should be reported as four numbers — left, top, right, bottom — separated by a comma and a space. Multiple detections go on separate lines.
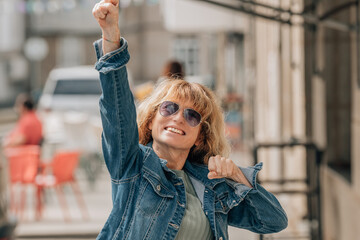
149, 99, 201, 152
138, 79, 231, 165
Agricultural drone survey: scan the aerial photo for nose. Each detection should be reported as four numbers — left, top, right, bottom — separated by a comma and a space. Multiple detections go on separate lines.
172, 109, 186, 124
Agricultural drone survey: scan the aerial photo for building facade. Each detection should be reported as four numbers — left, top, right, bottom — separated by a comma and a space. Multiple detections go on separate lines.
303, 0, 360, 239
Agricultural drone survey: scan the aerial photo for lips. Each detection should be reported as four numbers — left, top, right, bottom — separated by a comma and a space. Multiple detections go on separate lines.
165, 127, 185, 135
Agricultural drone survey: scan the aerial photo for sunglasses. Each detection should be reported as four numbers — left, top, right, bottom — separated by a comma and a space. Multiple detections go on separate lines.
159, 101, 202, 127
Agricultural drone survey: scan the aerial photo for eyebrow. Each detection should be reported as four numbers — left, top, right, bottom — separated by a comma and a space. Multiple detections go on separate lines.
166, 99, 198, 110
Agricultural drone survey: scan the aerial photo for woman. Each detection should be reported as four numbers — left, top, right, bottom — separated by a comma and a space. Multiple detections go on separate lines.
92, 1, 288, 239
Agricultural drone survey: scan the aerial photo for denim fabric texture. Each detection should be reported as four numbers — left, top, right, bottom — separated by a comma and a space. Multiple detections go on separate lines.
94, 38, 288, 240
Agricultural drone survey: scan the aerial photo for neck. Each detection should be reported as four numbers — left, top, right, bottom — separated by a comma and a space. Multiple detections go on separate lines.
152, 142, 190, 170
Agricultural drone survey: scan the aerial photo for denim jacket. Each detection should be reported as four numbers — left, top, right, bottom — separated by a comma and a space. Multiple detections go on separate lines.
94, 38, 288, 240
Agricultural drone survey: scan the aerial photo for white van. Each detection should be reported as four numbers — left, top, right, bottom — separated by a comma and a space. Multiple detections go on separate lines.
38, 65, 101, 115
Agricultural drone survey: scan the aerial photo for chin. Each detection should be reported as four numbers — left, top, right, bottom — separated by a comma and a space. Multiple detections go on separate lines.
160, 139, 191, 150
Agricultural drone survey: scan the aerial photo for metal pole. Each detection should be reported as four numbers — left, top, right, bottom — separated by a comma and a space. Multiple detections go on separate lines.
316, 149, 323, 240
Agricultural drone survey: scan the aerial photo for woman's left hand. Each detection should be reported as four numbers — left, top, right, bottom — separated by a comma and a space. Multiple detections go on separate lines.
207, 155, 252, 188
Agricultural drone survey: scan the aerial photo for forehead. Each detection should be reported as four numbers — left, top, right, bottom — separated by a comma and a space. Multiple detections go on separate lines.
160, 83, 208, 114
164, 98, 196, 109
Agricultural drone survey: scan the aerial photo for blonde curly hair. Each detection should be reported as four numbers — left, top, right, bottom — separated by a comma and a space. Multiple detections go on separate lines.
137, 79, 230, 164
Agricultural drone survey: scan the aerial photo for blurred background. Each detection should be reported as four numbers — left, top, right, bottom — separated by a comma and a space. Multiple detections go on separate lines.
0, 0, 359, 239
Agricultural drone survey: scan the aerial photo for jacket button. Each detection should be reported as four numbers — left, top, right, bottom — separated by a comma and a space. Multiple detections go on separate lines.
156, 185, 161, 191
177, 201, 185, 208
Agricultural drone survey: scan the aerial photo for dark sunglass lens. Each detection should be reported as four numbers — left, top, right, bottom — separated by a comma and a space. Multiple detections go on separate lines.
184, 109, 201, 127
160, 101, 179, 116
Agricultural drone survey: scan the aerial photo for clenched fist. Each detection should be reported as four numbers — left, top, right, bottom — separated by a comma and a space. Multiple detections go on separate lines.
208, 155, 252, 188
93, 0, 119, 29
92, 0, 121, 53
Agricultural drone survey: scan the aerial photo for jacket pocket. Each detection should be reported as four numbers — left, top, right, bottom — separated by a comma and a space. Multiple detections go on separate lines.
136, 172, 175, 216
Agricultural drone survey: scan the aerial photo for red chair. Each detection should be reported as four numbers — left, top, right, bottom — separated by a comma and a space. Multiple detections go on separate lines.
36, 151, 89, 221
4, 145, 42, 220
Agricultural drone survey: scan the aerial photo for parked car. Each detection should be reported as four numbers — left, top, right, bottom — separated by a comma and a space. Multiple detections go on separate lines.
38, 65, 101, 115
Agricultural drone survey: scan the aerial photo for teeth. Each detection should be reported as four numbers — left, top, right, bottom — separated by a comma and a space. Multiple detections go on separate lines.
167, 127, 184, 135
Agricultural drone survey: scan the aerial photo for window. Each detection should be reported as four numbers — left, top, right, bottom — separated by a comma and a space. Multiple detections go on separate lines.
172, 36, 200, 76
54, 79, 102, 95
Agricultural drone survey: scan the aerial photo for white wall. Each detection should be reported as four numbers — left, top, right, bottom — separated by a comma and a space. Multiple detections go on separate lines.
161, 0, 247, 33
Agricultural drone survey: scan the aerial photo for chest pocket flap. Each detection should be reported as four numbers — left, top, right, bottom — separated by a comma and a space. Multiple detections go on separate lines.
143, 170, 175, 198
215, 192, 231, 214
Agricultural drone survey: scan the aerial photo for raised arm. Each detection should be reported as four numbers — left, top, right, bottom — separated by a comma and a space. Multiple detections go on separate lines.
93, 0, 139, 180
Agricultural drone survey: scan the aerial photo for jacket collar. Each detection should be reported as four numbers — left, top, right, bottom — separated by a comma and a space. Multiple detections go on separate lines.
183, 160, 225, 189
144, 142, 225, 189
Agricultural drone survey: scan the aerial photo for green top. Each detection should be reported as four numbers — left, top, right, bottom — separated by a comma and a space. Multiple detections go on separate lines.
173, 169, 214, 240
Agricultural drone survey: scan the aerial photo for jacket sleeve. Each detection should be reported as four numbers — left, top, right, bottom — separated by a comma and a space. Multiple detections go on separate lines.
94, 38, 140, 180
225, 163, 288, 234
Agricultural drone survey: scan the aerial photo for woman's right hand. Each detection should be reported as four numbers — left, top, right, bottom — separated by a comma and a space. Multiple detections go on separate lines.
92, 0, 121, 53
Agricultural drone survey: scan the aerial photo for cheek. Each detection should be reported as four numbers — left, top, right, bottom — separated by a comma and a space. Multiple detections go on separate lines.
196, 126, 204, 141
150, 114, 164, 131
191, 128, 201, 141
